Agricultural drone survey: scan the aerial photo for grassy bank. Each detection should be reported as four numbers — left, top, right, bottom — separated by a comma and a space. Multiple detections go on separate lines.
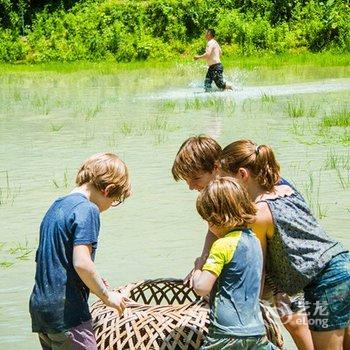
1, 52, 350, 74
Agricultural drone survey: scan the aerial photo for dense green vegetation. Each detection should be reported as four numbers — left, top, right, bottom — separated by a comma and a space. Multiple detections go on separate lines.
0, 0, 349, 63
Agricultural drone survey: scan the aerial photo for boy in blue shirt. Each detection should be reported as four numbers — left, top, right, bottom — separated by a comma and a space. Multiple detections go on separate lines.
192, 177, 276, 349
29, 152, 131, 350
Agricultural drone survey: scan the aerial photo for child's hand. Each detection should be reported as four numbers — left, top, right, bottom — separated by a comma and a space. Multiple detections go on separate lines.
188, 269, 203, 290
184, 268, 195, 286
184, 256, 207, 286
103, 291, 128, 316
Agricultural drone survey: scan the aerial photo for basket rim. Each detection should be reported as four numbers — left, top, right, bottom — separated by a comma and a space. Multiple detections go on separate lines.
112, 277, 204, 307
115, 277, 191, 292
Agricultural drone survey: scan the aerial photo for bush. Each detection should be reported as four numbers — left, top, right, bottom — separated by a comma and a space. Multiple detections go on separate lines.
0, 0, 349, 63
0, 29, 27, 61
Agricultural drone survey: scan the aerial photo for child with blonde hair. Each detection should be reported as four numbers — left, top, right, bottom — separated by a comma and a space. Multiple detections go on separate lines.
192, 177, 276, 349
30, 153, 131, 350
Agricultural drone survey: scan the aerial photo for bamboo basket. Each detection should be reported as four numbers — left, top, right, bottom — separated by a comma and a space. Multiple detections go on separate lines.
91, 278, 284, 350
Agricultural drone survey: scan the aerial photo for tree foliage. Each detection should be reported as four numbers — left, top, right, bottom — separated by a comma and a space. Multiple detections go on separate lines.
0, 0, 349, 62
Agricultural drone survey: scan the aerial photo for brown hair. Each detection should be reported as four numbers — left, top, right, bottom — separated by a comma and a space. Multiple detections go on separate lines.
76, 153, 131, 202
196, 177, 257, 228
172, 135, 221, 181
220, 140, 280, 191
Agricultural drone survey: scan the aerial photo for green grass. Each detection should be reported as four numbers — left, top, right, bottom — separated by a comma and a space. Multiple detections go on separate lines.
285, 99, 305, 118
52, 168, 69, 189
324, 150, 350, 170
107, 131, 118, 148
0, 239, 33, 268
118, 115, 179, 137
337, 169, 350, 190
319, 108, 350, 128
184, 97, 229, 113
50, 123, 64, 132
302, 172, 328, 219
32, 94, 50, 115
0, 171, 20, 206
81, 126, 96, 145
307, 104, 319, 118
160, 100, 176, 111
148, 115, 169, 131
1, 52, 349, 74
341, 131, 350, 145
261, 93, 276, 103
0, 261, 14, 268
223, 52, 350, 70
85, 104, 102, 121
153, 132, 168, 146
120, 121, 133, 136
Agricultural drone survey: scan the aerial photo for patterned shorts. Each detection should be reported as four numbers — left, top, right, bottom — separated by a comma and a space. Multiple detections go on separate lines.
200, 334, 277, 350
304, 252, 350, 331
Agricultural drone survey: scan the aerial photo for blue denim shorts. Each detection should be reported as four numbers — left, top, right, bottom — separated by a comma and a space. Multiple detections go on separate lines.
304, 252, 350, 331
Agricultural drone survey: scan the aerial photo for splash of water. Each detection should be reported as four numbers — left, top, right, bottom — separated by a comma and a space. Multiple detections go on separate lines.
146, 78, 350, 101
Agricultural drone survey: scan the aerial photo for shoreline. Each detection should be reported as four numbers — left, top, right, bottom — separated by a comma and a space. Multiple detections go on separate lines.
1, 52, 350, 74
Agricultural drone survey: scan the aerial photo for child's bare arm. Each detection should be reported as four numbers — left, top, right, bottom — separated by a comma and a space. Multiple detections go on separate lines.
198, 229, 217, 265
250, 202, 273, 296
73, 244, 127, 315
184, 229, 217, 285
192, 269, 217, 297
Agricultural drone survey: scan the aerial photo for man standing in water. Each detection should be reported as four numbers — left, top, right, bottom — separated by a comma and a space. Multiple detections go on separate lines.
194, 29, 233, 92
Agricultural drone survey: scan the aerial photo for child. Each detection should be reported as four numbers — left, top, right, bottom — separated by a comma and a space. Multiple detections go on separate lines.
192, 177, 276, 349
172, 135, 221, 191
219, 140, 350, 350
29, 152, 131, 350
172, 135, 314, 350
194, 28, 232, 92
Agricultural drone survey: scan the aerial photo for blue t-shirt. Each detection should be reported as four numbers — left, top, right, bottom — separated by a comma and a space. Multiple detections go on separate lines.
202, 229, 265, 337
30, 193, 100, 333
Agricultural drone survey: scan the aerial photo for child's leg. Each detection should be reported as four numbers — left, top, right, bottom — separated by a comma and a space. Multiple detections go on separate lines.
263, 277, 313, 350
275, 293, 314, 350
38, 333, 52, 350
343, 326, 350, 349
38, 331, 70, 350
310, 329, 345, 350
280, 312, 314, 350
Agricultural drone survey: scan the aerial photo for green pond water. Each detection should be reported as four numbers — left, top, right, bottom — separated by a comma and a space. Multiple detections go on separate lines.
0, 62, 349, 350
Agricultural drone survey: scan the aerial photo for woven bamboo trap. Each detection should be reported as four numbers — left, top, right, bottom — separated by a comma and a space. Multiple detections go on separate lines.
91, 278, 284, 350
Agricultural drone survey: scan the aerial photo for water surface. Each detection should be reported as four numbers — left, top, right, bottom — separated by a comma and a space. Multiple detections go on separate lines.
0, 63, 349, 349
